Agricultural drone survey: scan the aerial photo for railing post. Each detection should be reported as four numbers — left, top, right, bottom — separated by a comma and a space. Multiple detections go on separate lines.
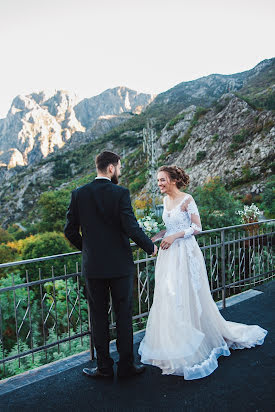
87, 302, 95, 360
221, 229, 226, 309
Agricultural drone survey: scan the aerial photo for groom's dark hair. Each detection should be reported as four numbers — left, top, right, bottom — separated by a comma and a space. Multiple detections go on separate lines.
96, 151, 121, 172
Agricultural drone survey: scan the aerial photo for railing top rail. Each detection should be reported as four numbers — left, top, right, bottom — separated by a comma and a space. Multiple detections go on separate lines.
0, 219, 274, 269
199, 219, 274, 233
0, 251, 81, 269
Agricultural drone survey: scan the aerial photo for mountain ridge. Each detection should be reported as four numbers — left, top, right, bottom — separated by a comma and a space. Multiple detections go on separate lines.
0, 87, 154, 169
0, 57, 274, 227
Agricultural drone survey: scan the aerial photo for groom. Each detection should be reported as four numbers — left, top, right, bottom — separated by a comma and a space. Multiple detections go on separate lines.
64, 150, 157, 378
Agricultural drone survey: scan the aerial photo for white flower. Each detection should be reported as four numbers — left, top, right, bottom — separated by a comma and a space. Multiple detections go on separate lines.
236, 203, 261, 221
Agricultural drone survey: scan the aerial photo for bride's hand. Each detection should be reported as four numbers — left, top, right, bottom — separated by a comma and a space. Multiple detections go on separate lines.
160, 235, 177, 250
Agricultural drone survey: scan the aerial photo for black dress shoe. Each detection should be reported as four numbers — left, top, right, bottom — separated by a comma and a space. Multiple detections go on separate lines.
83, 367, 114, 378
117, 363, 146, 378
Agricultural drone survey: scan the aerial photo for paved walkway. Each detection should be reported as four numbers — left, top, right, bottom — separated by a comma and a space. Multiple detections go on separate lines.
0, 281, 274, 412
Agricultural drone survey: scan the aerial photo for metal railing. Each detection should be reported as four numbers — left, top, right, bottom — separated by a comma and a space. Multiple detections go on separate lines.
0, 219, 274, 378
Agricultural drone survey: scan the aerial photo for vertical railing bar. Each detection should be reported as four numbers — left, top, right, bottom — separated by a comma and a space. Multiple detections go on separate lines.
137, 249, 141, 319
39, 268, 47, 362
221, 229, 226, 308
229, 233, 231, 296
87, 301, 95, 360
76, 262, 83, 346
238, 232, 241, 292
64, 265, 71, 351
215, 235, 220, 300
52, 266, 59, 354
146, 257, 151, 314
243, 230, 246, 287
109, 292, 114, 328
203, 237, 206, 260
0, 297, 5, 375
233, 231, 236, 294
253, 226, 256, 286
26, 270, 34, 364
145, 254, 150, 315
267, 225, 270, 277
209, 236, 213, 292
248, 230, 251, 288
12, 274, 20, 368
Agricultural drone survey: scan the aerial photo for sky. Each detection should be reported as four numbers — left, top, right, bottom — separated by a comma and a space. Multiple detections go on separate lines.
0, 0, 274, 118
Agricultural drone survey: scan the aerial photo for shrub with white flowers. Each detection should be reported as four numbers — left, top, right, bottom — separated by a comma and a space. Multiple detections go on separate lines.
236, 203, 261, 223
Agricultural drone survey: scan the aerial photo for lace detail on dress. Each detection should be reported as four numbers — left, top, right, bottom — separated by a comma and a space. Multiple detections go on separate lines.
163, 194, 203, 308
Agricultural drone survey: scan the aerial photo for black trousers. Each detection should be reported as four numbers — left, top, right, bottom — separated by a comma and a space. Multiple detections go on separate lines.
86, 275, 134, 372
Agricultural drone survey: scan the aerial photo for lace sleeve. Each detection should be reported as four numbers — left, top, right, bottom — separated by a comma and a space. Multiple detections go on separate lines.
181, 196, 202, 238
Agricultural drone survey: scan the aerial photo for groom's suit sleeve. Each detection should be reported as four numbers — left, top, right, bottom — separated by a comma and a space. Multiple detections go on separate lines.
64, 190, 82, 250
120, 188, 154, 255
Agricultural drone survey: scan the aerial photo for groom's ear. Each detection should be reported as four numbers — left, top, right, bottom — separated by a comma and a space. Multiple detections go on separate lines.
108, 163, 115, 174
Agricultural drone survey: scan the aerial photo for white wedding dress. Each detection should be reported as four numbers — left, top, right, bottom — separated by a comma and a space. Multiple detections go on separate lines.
138, 194, 267, 379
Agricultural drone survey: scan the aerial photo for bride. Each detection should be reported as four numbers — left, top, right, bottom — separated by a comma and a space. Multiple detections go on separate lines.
138, 165, 267, 380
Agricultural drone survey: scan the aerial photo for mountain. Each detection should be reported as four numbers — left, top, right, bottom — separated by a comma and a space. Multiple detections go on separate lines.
145, 58, 275, 124
0, 58, 274, 227
156, 94, 274, 192
74, 87, 155, 129
0, 87, 155, 169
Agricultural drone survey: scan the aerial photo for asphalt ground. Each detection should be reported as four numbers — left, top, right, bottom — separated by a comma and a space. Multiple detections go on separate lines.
0, 280, 274, 412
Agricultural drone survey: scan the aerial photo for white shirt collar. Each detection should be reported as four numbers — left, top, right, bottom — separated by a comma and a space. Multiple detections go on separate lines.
95, 176, 111, 181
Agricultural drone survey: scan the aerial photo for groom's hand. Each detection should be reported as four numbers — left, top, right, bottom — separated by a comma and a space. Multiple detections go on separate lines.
152, 245, 158, 256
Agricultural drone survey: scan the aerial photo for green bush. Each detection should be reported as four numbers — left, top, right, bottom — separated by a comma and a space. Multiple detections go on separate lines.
193, 177, 242, 230
196, 151, 207, 162
261, 178, 275, 218
37, 190, 71, 232
166, 113, 185, 130
211, 134, 219, 142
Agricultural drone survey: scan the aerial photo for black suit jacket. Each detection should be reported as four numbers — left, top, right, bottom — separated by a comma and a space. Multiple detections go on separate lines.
64, 178, 154, 278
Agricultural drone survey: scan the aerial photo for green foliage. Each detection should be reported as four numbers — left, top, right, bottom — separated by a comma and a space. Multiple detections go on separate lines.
237, 60, 275, 110
193, 177, 242, 230
52, 156, 73, 179
214, 97, 230, 113
128, 171, 147, 193
229, 165, 259, 188
0, 273, 40, 350
160, 107, 209, 159
19, 232, 76, 276
261, 177, 275, 218
196, 151, 207, 162
228, 129, 250, 156
37, 190, 71, 232
7, 224, 27, 241
0, 271, 88, 379
166, 113, 185, 130
0, 244, 17, 267
232, 129, 250, 144
1, 325, 90, 380
0, 228, 13, 244
211, 134, 219, 142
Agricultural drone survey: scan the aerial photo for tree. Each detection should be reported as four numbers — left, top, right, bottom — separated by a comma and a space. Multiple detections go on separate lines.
0, 228, 13, 244
37, 190, 71, 232
16, 232, 78, 277
193, 177, 242, 230
261, 177, 275, 218
0, 244, 18, 276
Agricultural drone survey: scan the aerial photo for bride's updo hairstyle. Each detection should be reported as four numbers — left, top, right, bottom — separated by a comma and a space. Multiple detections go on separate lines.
158, 165, 190, 189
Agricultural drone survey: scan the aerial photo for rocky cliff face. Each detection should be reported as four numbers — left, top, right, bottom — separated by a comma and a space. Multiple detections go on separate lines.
0, 87, 154, 169
74, 87, 155, 129
156, 93, 274, 194
0, 58, 274, 227
151, 58, 275, 111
